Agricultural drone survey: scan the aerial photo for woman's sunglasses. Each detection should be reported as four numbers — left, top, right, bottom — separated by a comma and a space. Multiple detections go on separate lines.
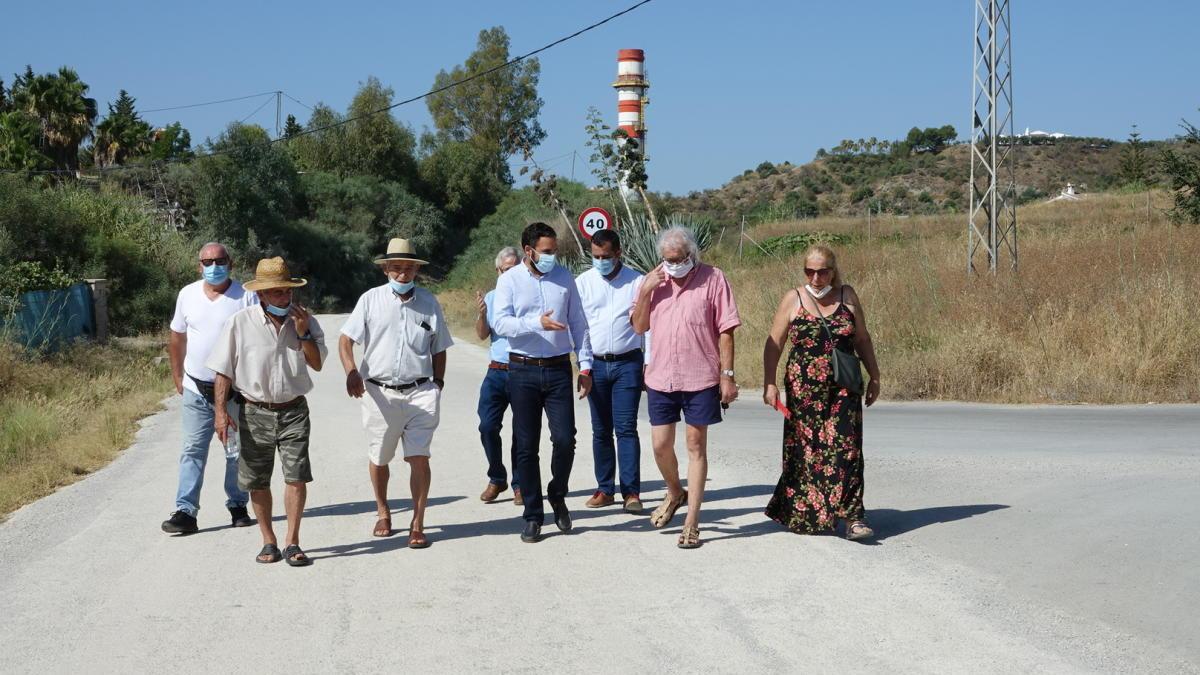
804, 267, 832, 277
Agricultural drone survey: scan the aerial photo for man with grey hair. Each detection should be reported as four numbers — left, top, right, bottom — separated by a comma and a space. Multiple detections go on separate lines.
162, 242, 259, 534
631, 225, 741, 549
475, 246, 523, 503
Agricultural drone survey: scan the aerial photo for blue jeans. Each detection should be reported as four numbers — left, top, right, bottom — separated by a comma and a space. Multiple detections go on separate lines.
176, 389, 247, 516
477, 367, 518, 489
507, 360, 575, 524
587, 355, 643, 497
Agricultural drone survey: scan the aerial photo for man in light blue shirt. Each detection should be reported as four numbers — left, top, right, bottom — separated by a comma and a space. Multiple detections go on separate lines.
475, 246, 522, 505
493, 222, 592, 542
575, 229, 646, 514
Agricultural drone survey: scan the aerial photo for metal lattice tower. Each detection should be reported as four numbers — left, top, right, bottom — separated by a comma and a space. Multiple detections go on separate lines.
968, 0, 1017, 274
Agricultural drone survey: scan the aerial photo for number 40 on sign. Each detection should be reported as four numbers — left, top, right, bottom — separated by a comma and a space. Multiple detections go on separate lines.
577, 207, 613, 240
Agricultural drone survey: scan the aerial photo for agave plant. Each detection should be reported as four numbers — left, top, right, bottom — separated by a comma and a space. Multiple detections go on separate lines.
618, 213, 714, 273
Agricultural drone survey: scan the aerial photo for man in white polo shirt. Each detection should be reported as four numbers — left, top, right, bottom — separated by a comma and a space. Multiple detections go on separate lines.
576, 229, 646, 514
340, 238, 453, 549
162, 242, 258, 535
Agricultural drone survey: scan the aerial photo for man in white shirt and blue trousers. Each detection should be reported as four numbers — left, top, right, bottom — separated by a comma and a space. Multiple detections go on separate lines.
575, 229, 645, 514
493, 222, 593, 543
162, 242, 258, 534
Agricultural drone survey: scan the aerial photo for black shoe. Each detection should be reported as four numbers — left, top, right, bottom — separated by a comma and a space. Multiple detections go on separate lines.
229, 506, 254, 527
551, 501, 572, 533
161, 510, 198, 534
521, 520, 542, 543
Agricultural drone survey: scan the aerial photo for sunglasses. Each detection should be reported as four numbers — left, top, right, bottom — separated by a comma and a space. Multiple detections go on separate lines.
804, 267, 832, 277
200, 257, 230, 267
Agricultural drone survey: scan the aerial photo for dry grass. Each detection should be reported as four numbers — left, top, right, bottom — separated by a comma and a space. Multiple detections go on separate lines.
435, 191, 1198, 403
718, 190, 1200, 402
0, 340, 171, 518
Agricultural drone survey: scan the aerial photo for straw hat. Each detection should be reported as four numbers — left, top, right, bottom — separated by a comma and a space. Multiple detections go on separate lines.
243, 257, 308, 291
374, 238, 428, 266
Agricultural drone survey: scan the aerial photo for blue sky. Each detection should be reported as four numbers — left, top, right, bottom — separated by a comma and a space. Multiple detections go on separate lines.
4, 1, 1198, 193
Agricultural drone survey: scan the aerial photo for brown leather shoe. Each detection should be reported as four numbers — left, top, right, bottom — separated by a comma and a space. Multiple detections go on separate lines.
480, 482, 507, 503
513, 487, 524, 506
586, 490, 615, 508
623, 494, 643, 514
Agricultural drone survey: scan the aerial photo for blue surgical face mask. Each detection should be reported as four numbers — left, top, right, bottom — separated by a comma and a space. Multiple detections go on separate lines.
264, 302, 291, 317
389, 278, 415, 295
592, 257, 615, 276
533, 252, 557, 274
203, 264, 229, 285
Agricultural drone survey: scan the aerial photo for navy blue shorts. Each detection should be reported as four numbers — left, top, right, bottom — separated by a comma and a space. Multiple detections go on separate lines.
646, 385, 722, 427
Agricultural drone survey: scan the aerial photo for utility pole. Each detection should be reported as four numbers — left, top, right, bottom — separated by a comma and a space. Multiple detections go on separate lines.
571, 150, 576, 182
275, 91, 282, 139
968, 0, 1017, 274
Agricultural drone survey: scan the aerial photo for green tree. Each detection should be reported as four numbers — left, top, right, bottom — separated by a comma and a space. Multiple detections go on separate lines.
427, 26, 544, 169
283, 114, 303, 139
343, 77, 418, 186
148, 122, 193, 161
418, 137, 508, 236
288, 103, 349, 174
1160, 110, 1200, 224
93, 90, 152, 167
191, 123, 299, 252
0, 110, 51, 171
8, 66, 98, 173
1119, 124, 1152, 187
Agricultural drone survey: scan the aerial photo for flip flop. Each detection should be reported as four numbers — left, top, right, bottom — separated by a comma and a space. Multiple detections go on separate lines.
255, 543, 282, 564
649, 490, 688, 529
408, 531, 430, 549
372, 517, 393, 538
282, 544, 312, 567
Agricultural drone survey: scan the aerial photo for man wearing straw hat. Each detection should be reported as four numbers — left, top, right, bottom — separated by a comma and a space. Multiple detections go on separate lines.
207, 256, 327, 567
339, 238, 452, 549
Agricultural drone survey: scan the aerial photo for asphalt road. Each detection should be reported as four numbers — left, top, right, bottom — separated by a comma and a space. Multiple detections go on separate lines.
1, 314, 1197, 673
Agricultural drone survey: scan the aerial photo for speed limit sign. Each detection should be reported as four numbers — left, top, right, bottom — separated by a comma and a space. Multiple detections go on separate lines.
577, 207, 613, 240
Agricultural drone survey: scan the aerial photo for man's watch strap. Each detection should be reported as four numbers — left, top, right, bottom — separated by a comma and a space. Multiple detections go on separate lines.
297, 331, 315, 342
721, 369, 735, 377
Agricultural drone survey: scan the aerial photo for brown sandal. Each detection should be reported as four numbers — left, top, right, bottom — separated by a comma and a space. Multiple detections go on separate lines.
408, 530, 430, 549
677, 525, 701, 549
372, 517, 393, 538
845, 520, 874, 541
650, 490, 687, 529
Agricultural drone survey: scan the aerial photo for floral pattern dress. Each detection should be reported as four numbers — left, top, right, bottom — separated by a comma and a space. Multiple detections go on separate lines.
765, 292, 865, 533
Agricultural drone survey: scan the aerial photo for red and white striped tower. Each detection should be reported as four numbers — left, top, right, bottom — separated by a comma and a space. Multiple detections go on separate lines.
612, 49, 649, 158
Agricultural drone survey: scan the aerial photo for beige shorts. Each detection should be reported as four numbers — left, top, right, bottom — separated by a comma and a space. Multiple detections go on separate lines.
362, 380, 441, 465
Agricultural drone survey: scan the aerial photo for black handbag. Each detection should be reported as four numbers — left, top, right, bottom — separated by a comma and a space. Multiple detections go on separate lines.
805, 288, 865, 396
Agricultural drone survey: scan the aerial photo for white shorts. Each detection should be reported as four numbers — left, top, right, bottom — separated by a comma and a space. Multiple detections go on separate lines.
362, 380, 441, 465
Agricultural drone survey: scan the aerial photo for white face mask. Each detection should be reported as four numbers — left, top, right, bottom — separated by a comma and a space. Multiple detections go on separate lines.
663, 258, 694, 278
806, 284, 833, 299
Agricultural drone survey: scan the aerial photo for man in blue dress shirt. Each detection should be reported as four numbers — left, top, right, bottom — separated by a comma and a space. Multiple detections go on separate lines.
575, 229, 646, 514
475, 246, 522, 505
492, 222, 593, 543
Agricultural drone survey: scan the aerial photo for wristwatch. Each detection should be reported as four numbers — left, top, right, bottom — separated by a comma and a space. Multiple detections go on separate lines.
433, 377, 445, 389
297, 331, 314, 342
579, 369, 592, 377
721, 369, 735, 377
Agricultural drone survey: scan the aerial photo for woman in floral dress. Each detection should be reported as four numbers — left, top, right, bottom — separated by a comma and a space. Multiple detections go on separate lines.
762, 245, 881, 540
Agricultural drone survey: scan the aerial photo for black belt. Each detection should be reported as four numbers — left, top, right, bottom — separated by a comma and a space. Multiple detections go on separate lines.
368, 377, 429, 392
245, 396, 304, 411
594, 348, 643, 363
508, 353, 571, 367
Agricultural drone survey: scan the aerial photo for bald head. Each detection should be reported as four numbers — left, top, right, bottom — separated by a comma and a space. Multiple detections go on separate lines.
199, 242, 229, 261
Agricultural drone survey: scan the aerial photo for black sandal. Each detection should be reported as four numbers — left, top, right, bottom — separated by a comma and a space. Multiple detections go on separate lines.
282, 544, 312, 567
256, 543, 282, 564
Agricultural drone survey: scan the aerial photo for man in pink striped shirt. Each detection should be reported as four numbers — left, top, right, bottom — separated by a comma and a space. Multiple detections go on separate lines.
631, 226, 741, 549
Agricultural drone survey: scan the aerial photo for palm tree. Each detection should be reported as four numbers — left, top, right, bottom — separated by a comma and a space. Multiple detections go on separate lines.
11, 66, 97, 173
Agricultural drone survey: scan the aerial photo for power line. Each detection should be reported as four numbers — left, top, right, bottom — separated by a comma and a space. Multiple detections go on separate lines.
282, 92, 314, 112
140, 91, 277, 114
1, 0, 655, 176
238, 95, 276, 124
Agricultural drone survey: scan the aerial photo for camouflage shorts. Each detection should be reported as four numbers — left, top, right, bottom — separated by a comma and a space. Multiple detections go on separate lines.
237, 397, 313, 490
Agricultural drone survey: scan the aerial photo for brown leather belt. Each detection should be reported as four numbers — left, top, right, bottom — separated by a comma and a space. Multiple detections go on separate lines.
508, 353, 571, 367
244, 396, 304, 411
488, 361, 509, 371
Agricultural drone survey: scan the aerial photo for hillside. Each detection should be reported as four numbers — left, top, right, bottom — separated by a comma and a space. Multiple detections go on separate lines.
667, 137, 1144, 222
